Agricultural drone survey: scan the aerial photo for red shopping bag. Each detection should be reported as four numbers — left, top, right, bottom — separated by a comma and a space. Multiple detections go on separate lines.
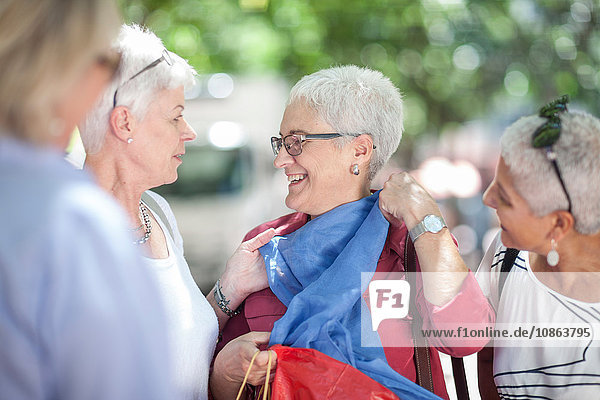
269, 345, 399, 400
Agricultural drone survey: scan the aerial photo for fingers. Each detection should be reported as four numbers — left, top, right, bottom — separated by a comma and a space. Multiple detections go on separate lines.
242, 228, 276, 252
240, 331, 271, 346
246, 349, 278, 386
255, 349, 278, 366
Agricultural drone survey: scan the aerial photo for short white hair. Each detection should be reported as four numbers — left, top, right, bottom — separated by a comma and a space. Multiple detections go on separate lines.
80, 24, 196, 154
501, 110, 600, 235
288, 65, 404, 181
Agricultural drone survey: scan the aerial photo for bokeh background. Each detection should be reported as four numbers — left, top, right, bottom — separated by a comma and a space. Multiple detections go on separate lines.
87, 1, 598, 398
110, 0, 600, 292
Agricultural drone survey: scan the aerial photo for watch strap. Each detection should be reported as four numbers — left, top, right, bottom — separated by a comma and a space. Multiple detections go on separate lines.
408, 215, 446, 242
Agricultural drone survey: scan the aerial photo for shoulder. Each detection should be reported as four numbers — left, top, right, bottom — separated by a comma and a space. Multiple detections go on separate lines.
143, 190, 174, 218
142, 190, 183, 246
243, 212, 309, 241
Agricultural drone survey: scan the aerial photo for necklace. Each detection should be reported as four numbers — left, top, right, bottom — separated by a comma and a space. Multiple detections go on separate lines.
133, 202, 152, 245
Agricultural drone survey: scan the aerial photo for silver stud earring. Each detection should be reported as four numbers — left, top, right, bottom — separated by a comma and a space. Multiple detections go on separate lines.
352, 164, 360, 176
547, 238, 559, 267
127, 138, 133, 144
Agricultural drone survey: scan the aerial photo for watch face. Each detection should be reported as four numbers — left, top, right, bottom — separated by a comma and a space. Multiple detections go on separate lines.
424, 215, 444, 233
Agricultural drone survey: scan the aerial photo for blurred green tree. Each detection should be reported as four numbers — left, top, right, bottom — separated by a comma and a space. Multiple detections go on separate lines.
119, 0, 600, 138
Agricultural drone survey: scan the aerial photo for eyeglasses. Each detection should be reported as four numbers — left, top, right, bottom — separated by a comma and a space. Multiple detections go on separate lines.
112, 48, 173, 108
531, 94, 572, 213
271, 132, 377, 157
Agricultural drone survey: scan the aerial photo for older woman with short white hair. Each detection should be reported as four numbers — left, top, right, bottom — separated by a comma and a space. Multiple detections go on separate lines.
477, 96, 600, 399
217, 65, 494, 399
80, 24, 275, 400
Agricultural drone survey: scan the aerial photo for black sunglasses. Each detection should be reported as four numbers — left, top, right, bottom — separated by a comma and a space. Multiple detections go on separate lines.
112, 49, 173, 108
531, 94, 572, 213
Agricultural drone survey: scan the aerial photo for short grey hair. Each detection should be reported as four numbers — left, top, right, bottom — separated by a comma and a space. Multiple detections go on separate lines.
80, 24, 196, 154
501, 111, 600, 235
288, 65, 404, 181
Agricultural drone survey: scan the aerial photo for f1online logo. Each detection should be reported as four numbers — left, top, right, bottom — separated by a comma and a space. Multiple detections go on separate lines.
368, 280, 410, 331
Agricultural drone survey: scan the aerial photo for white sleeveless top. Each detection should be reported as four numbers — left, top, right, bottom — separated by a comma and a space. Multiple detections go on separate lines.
476, 233, 600, 399
142, 191, 219, 400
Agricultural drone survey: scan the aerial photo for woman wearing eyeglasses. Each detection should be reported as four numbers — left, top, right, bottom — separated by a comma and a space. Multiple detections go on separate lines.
476, 97, 600, 400
0, 2, 180, 400
215, 65, 494, 399
79, 24, 276, 400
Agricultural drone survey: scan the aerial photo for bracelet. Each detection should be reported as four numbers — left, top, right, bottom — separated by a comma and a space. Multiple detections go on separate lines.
213, 279, 241, 317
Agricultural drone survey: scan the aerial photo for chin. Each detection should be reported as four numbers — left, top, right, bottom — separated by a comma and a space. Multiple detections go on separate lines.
164, 173, 178, 185
499, 231, 517, 249
284, 194, 301, 213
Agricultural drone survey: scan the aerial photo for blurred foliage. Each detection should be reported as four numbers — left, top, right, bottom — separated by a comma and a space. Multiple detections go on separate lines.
119, 0, 600, 137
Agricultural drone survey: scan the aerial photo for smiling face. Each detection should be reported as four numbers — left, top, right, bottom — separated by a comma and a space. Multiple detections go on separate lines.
483, 157, 555, 253
133, 86, 196, 187
275, 100, 366, 217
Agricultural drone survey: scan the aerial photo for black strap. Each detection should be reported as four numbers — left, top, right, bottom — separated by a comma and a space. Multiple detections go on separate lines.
451, 356, 470, 400
498, 248, 519, 296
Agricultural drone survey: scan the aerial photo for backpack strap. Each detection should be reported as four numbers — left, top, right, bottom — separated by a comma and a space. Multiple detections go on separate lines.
498, 248, 519, 296
141, 192, 174, 240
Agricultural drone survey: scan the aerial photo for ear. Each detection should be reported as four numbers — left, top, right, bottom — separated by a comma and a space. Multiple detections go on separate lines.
350, 134, 374, 167
109, 106, 136, 143
549, 210, 575, 241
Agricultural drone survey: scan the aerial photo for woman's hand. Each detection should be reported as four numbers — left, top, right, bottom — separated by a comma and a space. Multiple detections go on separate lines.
210, 332, 277, 400
380, 172, 469, 306
379, 172, 442, 230
219, 228, 276, 305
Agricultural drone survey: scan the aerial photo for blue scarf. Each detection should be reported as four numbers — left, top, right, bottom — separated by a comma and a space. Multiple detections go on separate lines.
260, 192, 440, 400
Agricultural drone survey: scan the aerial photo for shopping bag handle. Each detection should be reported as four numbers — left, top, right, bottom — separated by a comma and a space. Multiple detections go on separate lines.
236, 350, 273, 400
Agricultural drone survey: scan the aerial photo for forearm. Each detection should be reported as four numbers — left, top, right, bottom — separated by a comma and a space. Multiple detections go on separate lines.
207, 277, 247, 331
413, 231, 469, 306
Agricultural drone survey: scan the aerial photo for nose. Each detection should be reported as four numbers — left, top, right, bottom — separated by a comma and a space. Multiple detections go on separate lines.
181, 118, 197, 141
482, 182, 496, 210
273, 146, 294, 169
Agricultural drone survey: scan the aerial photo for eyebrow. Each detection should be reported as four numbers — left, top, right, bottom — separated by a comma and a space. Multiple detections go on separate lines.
173, 105, 184, 112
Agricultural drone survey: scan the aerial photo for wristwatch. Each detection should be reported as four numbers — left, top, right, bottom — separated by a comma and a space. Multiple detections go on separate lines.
409, 214, 447, 242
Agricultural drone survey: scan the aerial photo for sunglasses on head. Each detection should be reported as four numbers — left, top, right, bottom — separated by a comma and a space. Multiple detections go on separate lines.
531, 94, 572, 213
112, 49, 173, 108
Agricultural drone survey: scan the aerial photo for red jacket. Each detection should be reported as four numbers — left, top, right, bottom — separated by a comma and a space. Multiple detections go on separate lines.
217, 212, 494, 399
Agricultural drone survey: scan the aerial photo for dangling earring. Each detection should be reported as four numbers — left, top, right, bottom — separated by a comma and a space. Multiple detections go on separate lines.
352, 164, 360, 176
547, 238, 559, 267
127, 138, 133, 144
